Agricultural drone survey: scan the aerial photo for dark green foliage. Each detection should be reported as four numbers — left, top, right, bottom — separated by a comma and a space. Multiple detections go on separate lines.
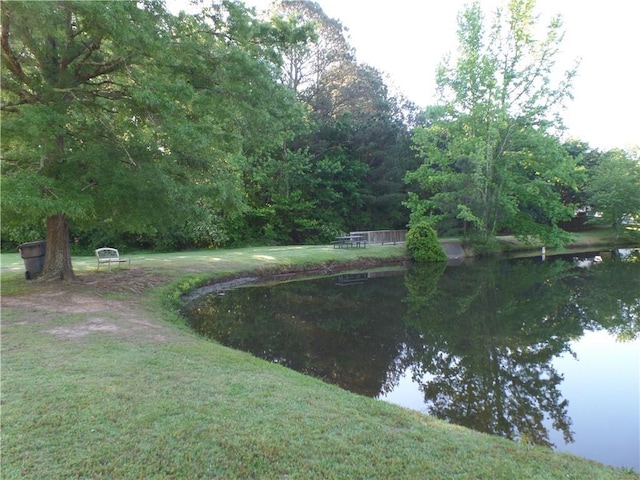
0, 1, 310, 262
406, 221, 447, 263
585, 149, 640, 237
249, 1, 417, 242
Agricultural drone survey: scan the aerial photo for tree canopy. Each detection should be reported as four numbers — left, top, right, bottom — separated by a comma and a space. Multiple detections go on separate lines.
405, 0, 580, 248
585, 149, 640, 237
1, 0, 637, 277
1, 0, 305, 279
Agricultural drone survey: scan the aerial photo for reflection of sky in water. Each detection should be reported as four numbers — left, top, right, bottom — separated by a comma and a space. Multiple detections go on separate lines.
382, 331, 640, 470
380, 368, 429, 412
547, 330, 640, 470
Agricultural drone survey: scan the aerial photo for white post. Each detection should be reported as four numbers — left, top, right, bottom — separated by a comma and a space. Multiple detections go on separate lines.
541, 246, 546, 261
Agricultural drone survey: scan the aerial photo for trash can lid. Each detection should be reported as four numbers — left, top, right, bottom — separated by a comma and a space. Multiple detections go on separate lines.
18, 240, 46, 258
18, 240, 46, 249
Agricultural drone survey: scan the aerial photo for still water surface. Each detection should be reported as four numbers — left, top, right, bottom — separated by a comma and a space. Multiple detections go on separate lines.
184, 249, 640, 470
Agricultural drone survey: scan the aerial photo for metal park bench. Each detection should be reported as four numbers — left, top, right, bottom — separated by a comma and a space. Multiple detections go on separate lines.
95, 247, 130, 271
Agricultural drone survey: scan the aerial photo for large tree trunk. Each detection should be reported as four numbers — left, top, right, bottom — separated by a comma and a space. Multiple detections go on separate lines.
38, 214, 77, 282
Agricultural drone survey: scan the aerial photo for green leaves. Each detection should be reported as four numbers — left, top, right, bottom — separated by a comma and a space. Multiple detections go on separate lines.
0, 0, 313, 262
406, 221, 448, 263
0, 168, 96, 246
406, 0, 579, 246
586, 149, 640, 235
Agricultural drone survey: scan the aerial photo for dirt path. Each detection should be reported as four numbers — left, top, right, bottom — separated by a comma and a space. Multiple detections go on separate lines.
1, 267, 180, 343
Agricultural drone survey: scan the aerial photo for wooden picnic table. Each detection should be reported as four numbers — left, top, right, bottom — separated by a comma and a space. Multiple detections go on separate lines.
332, 235, 367, 249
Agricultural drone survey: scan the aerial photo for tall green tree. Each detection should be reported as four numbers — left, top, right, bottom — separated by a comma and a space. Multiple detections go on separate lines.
269, 0, 353, 103
405, 0, 579, 247
231, 0, 415, 243
560, 140, 600, 206
1, 0, 302, 278
2, 1, 165, 280
585, 148, 640, 237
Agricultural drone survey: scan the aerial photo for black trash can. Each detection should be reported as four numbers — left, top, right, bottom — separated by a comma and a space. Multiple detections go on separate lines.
18, 240, 46, 280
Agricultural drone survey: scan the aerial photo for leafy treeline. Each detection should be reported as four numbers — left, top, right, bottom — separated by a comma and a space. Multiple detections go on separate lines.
404, 1, 639, 250
223, 0, 419, 246
1, 0, 639, 280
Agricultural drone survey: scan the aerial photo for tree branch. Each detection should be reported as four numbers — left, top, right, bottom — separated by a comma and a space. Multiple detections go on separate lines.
77, 57, 126, 83
1, 9, 30, 86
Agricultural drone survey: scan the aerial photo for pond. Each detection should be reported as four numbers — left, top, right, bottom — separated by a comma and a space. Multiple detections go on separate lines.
183, 248, 640, 471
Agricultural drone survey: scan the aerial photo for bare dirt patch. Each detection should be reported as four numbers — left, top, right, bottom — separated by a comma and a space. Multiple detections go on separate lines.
2, 267, 178, 343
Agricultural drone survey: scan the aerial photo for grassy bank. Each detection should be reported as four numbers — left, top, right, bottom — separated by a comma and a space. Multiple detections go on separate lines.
494, 227, 640, 255
1, 239, 638, 479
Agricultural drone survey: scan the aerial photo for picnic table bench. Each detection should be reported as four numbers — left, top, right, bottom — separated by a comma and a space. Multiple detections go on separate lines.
332, 235, 367, 249
95, 247, 130, 271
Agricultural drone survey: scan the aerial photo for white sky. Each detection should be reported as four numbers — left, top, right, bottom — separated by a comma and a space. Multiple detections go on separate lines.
168, 0, 640, 151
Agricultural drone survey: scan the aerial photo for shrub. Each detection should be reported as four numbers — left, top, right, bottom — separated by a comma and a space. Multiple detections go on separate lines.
406, 221, 447, 262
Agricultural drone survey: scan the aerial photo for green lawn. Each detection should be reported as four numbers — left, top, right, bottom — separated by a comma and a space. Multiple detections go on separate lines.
1, 239, 638, 479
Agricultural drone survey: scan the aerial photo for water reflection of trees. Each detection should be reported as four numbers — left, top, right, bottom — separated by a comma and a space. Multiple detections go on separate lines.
401, 251, 640, 447
185, 275, 409, 397
569, 249, 640, 340
402, 259, 581, 447
183, 249, 639, 448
